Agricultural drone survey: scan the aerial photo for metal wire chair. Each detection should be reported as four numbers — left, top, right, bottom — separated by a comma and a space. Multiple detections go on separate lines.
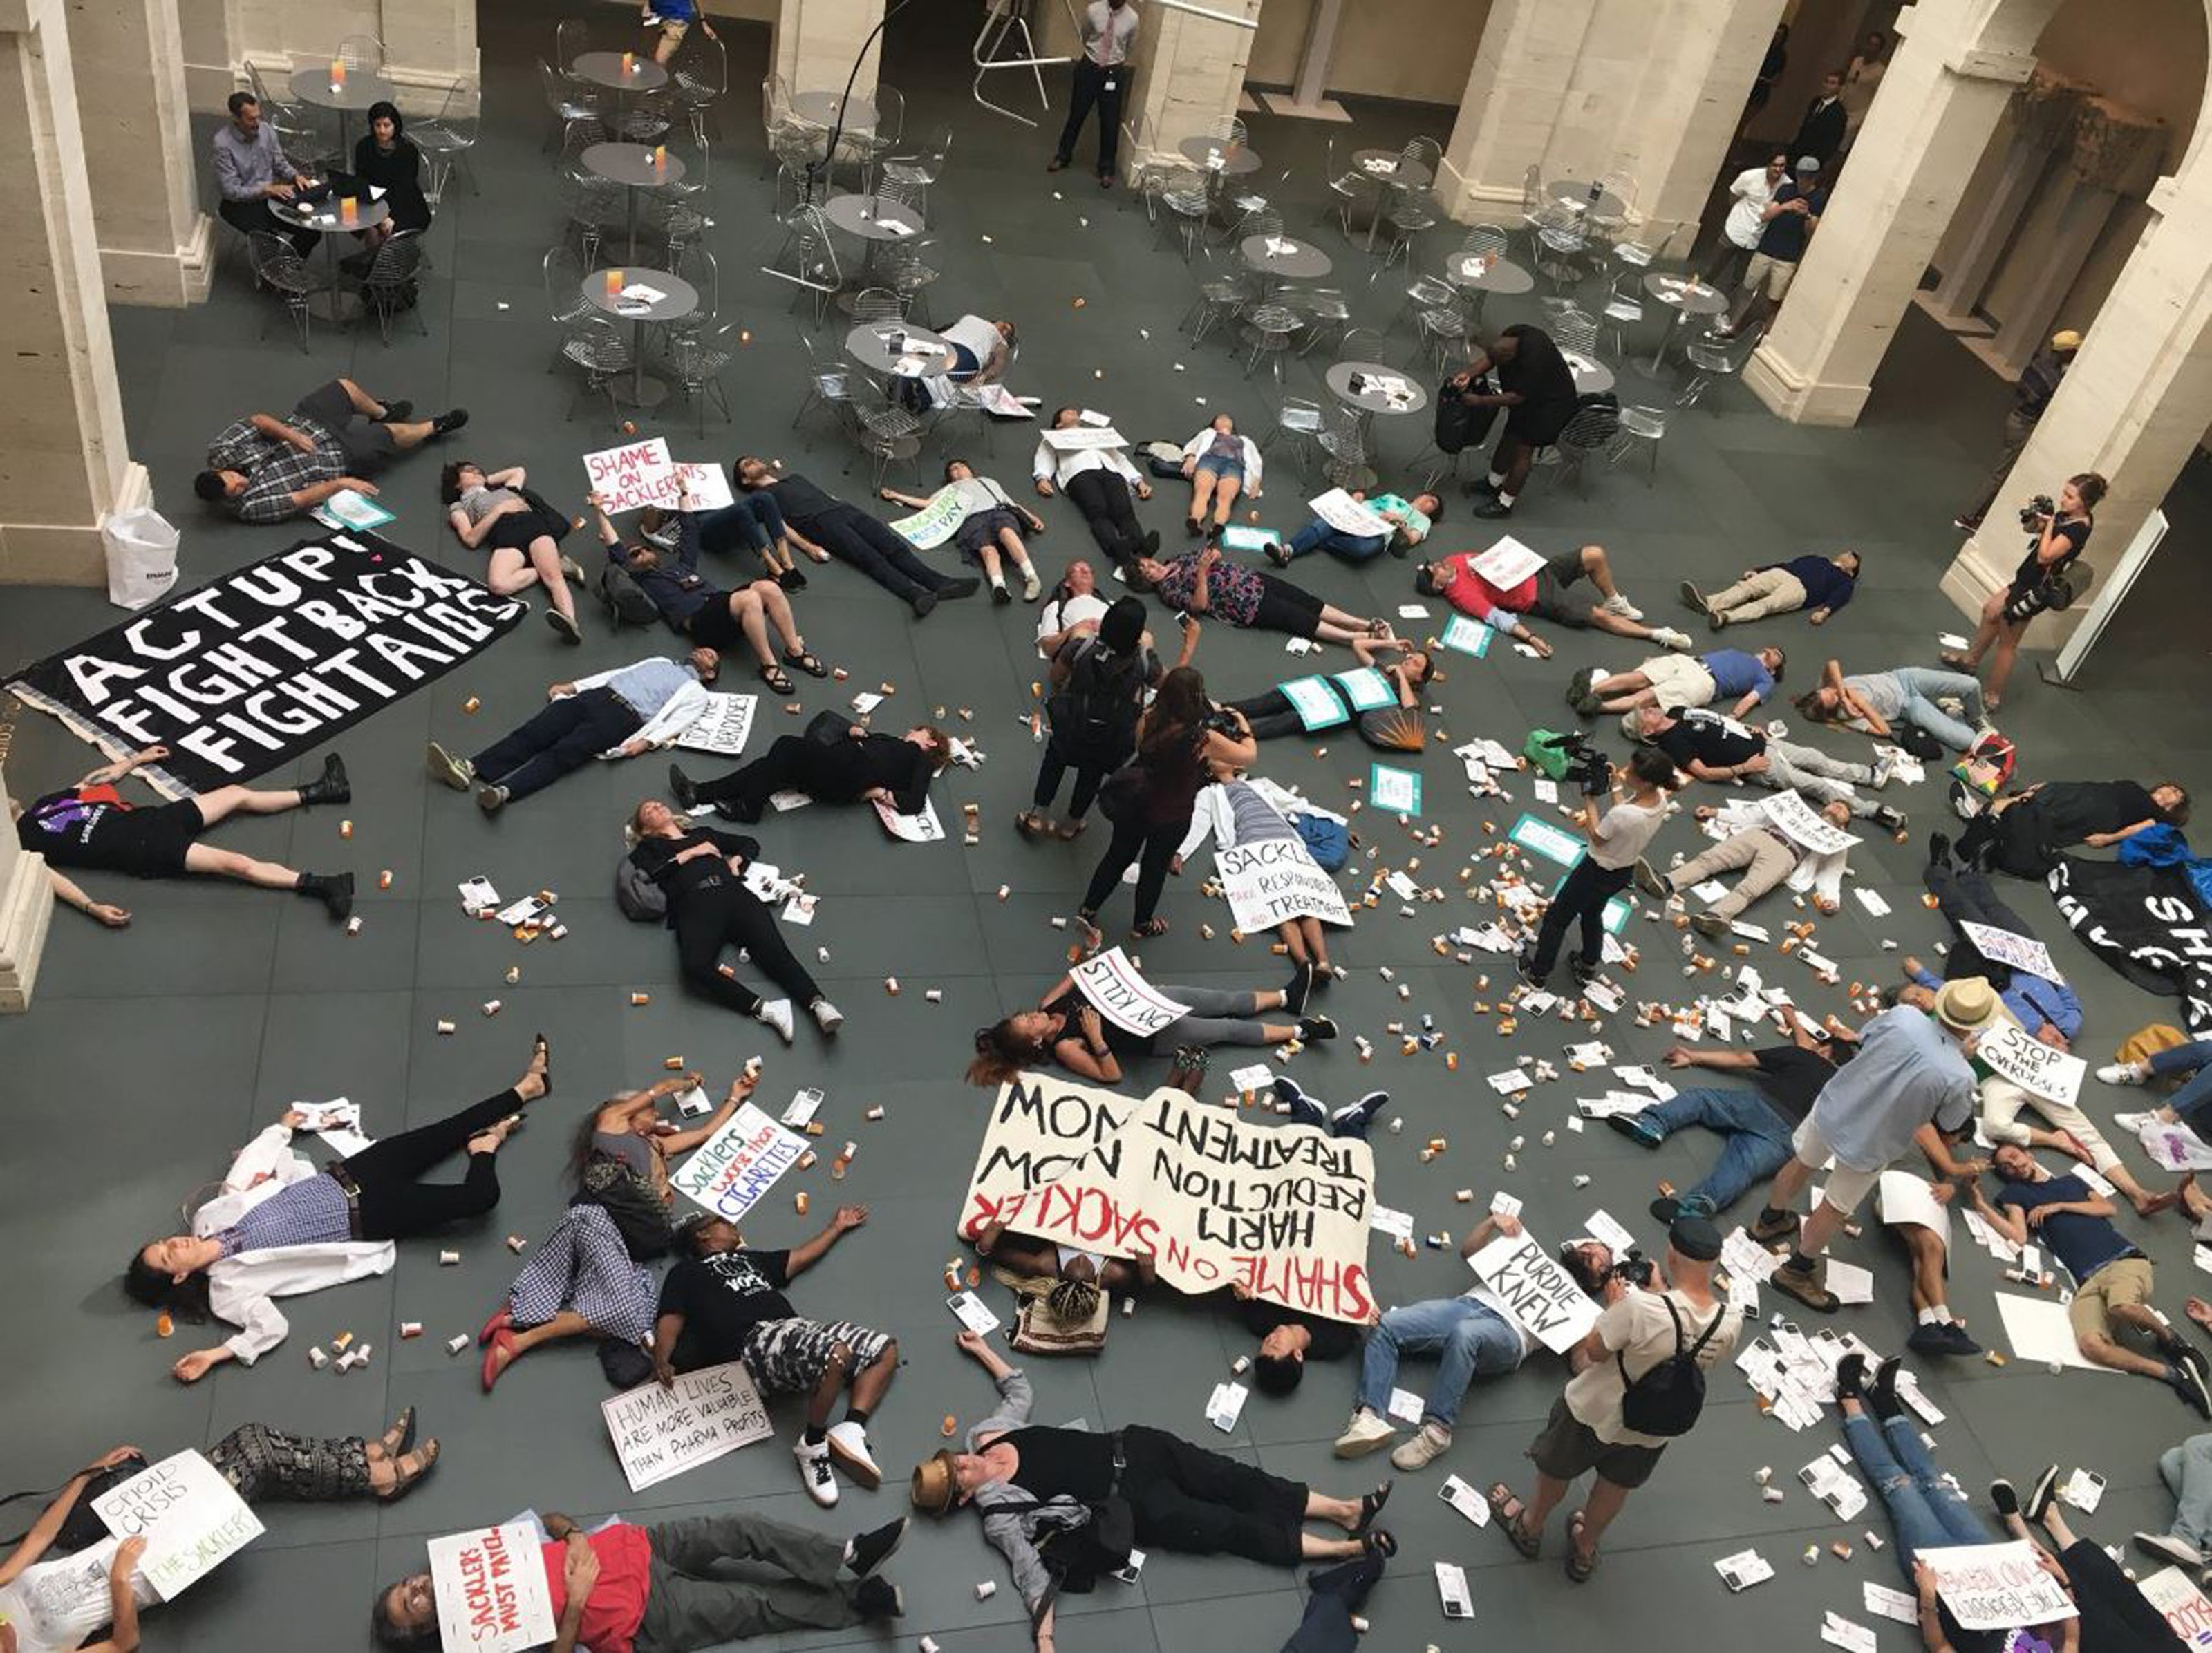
1317, 397, 1369, 489
1676, 332, 1752, 409
1182, 239, 1252, 347
1600, 272, 1646, 361
1149, 165, 1212, 260
845, 378, 923, 491
1551, 306, 1600, 359
1376, 187, 1442, 275
415, 75, 480, 202
882, 122, 952, 216
670, 29, 727, 144
1607, 404, 1669, 482
561, 316, 631, 427
350, 229, 427, 344
850, 285, 906, 326
877, 236, 941, 329
1256, 394, 1325, 486
764, 204, 842, 327
794, 328, 857, 435
539, 59, 604, 151
246, 230, 330, 352
335, 33, 385, 73
554, 19, 590, 74
1542, 402, 1623, 497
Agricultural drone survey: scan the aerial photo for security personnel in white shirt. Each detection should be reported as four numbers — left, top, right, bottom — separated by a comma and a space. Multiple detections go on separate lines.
1050, 0, 1138, 187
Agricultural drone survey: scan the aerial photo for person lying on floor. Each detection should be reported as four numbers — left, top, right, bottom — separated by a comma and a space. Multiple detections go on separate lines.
1794, 659, 1991, 754
668, 724, 951, 824
1416, 542, 1687, 654
125, 1036, 550, 1381
880, 458, 1047, 603
1635, 789, 1853, 937
971, 1218, 1159, 1312
2103, 1038, 2212, 1139
1031, 406, 1159, 570
1221, 636, 1436, 741
1624, 703, 1906, 828
425, 649, 718, 813
965, 971, 1336, 1087
588, 487, 828, 694
1568, 644, 1785, 720
1957, 775, 2191, 878
1177, 413, 1265, 538
1132, 543, 1387, 647
1680, 550, 1859, 630
1174, 768, 1350, 1003
1035, 558, 1110, 659
17, 744, 355, 926
1272, 487, 1437, 565
651, 1207, 897, 1508
439, 460, 588, 642
195, 375, 464, 525
736, 456, 980, 616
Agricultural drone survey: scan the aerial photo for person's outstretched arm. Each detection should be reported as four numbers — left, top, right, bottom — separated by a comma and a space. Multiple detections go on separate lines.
0, 1447, 140, 1586
47, 869, 130, 927
784, 1203, 868, 1278
78, 743, 169, 788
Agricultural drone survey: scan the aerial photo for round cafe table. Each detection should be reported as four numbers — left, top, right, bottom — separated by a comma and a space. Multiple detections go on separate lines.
1562, 348, 1615, 397
1240, 232, 1331, 287
1178, 134, 1262, 176
845, 320, 953, 378
269, 192, 391, 320
1546, 178, 1629, 220
1349, 148, 1433, 250
822, 192, 926, 306
1325, 361, 1427, 417
1447, 251, 1533, 327
581, 266, 699, 410
289, 66, 396, 154
571, 50, 667, 137
1642, 270, 1730, 369
790, 90, 878, 130
583, 141, 686, 262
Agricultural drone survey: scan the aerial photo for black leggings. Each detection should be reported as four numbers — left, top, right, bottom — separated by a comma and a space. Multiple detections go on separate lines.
1252, 576, 1326, 639
2061, 1536, 2184, 1650
1530, 857, 1631, 980
803, 507, 955, 603
1063, 470, 1146, 566
1224, 688, 1304, 742
1081, 810, 1188, 927
1033, 736, 1116, 821
339, 1088, 518, 1241
671, 882, 821, 1015
1118, 1424, 1304, 1567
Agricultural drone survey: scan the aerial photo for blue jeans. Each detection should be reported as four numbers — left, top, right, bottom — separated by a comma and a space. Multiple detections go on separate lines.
1884, 666, 1985, 753
2162, 1433, 2212, 1551
1286, 519, 1388, 563
1356, 1297, 1524, 1428
2152, 1041, 2212, 1134
1640, 1086, 1795, 1212
1841, 1411, 1991, 1585
700, 493, 788, 557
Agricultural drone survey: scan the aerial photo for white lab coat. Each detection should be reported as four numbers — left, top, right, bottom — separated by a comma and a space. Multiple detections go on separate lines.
1707, 797, 1848, 908
563, 661, 710, 755
1179, 427, 1264, 498
1176, 775, 1344, 863
195, 1124, 395, 1365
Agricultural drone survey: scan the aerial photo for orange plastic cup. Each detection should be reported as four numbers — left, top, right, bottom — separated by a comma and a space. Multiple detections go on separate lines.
330, 59, 346, 88
621, 50, 635, 73
607, 268, 626, 295
653, 144, 666, 169
340, 196, 359, 225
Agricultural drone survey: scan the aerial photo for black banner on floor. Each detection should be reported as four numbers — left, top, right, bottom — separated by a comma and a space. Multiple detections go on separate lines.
2050, 854, 2212, 1036
6, 531, 527, 797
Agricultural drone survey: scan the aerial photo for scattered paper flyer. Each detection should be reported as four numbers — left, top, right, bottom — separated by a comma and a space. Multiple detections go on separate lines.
1821, 1612, 1878, 1653
1386, 1387, 1425, 1426
948, 1291, 1002, 1335
1715, 1549, 1774, 1591
1434, 1560, 1474, 1618
1205, 1381, 1248, 1433
1438, 1475, 1491, 1527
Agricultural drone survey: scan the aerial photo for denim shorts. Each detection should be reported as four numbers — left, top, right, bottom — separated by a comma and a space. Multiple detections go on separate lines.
1194, 454, 1244, 483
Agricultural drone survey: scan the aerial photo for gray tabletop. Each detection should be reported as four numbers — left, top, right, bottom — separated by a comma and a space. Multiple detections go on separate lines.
1179, 135, 1261, 176
846, 321, 954, 377
1351, 149, 1433, 189
271, 193, 391, 234
571, 51, 669, 93
288, 68, 395, 112
1644, 271, 1729, 315
1546, 178, 1629, 220
1449, 252, 1533, 294
823, 193, 925, 243
791, 89, 877, 129
582, 141, 686, 188
1562, 348, 1615, 396
1240, 233, 1331, 281
582, 267, 699, 323
1326, 361, 1427, 415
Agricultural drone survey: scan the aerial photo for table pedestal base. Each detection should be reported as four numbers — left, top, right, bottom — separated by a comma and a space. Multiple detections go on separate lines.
612, 375, 671, 410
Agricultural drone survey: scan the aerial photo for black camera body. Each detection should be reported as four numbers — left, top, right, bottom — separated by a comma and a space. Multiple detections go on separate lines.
1611, 1249, 1655, 1289
2017, 493, 2056, 532
1551, 730, 1614, 797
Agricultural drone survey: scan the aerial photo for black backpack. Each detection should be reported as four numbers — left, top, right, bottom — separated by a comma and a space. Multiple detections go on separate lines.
599, 560, 659, 627
1045, 639, 1143, 768
1618, 1297, 1725, 1437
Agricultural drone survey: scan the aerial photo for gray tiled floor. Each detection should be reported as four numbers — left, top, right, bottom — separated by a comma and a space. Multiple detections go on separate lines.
6, 3, 2212, 1649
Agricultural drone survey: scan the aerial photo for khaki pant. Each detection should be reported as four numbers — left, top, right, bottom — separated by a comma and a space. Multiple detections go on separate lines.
1978, 1076, 2122, 1175
1743, 252, 1799, 300
1667, 829, 1797, 920
1707, 567, 1808, 624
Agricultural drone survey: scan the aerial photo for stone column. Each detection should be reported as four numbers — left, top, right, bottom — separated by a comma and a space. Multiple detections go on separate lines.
774, 0, 887, 106
1939, 167, 2212, 645
0, 763, 54, 1013
1744, 0, 2034, 426
177, 0, 236, 113
230, 0, 477, 115
69, 0, 216, 307
1436, 0, 1597, 222
1122, 0, 1264, 179
1924, 75, 2076, 330
0, 0, 153, 586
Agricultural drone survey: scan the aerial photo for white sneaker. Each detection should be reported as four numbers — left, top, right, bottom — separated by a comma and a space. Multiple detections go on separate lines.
756, 999, 796, 1044
811, 999, 845, 1036
827, 1420, 883, 1488
1332, 1408, 1397, 1458
2099, 1061, 2150, 1086
794, 1436, 839, 1506
1651, 625, 1694, 651
1601, 592, 1644, 621
1870, 753, 1895, 791
1389, 1420, 1453, 1471
1021, 568, 1042, 601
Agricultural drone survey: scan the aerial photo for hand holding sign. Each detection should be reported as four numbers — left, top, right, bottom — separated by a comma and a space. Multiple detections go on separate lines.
1071, 947, 1191, 1037
1760, 790, 1859, 856
1466, 1229, 1601, 1352
1978, 1021, 2087, 1105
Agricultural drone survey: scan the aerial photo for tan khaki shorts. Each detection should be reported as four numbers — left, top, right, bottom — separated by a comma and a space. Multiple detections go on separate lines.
1641, 654, 1717, 708
658, 18, 691, 45
2068, 1254, 2153, 1343
1792, 1116, 1879, 1215
1743, 252, 1799, 301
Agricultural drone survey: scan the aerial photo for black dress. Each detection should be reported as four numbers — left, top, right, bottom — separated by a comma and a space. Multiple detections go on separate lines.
350, 134, 431, 234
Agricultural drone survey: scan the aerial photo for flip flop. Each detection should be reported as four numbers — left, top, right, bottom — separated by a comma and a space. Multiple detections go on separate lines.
1488, 1484, 1540, 1558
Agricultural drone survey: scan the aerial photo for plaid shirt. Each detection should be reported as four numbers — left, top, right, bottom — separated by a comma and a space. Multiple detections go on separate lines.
217, 1172, 353, 1256
205, 417, 347, 524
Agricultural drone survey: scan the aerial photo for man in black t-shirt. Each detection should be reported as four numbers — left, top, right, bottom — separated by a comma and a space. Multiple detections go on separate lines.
1451, 325, 1580, 520
1611, 1010, 1842, 1222
1234, 1280, 1362, 1397
1638, 703, 1765, 779
733, 457, 980, 616
653, 1205, 899, 1507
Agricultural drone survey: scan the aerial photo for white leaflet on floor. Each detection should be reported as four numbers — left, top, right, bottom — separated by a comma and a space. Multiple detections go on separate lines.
673, 1084, 711, 1118
1895, 1372, 1947, 1426
1369, 1205, 1414, 1241
1439, 1475, 1490, 1527
1854, 887, 1892, 918
1205, 1381, 1248, 1433
1864, 1582, 1920, 1625
1821, 1612, 1878, 1653
1533, 777, 1559, 804
782, 893, 818, 925
769, 789, 811, 811
2059, 1468, 2106, 1513
1730, 920, 1770, 942
1490, 1191, 1523, 1219
1824, 1260, 1875, 1305
458, 876, 500, 914
1994, 1293, 2119, 1371
1714, 1549, 1774, 1590
1387, 1387, 1425, 1426
1229, 1063, 1274, 1093
1488, 1068, 1533, 1094
1434, 1560, 1474, 1617
1584, 979, 1625, 1014
1584, 1209, 1636, 1254
1396, 603, 1430, 619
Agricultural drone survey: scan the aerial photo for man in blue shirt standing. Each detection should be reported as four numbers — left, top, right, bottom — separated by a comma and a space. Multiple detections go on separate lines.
1714, 155, 1826, 340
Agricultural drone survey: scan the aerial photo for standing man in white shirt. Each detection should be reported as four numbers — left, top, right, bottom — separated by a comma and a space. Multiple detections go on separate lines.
1706, 152, 1785, 295
1050, 0, 1138, 189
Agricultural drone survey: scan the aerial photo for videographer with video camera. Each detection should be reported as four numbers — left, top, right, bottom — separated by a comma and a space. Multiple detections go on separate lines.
1517, 746, 1680, 992
1942, 471, 2105, 712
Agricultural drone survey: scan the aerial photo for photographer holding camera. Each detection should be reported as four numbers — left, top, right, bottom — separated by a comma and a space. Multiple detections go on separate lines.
1942, 471, 2105, 712
1517, 746, 1681, 992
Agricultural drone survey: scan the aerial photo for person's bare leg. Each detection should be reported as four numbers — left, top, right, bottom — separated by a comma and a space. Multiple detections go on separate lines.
337, 377, 382, 415
1214, 475, 1244, 527
976, 542, 1004, 585
2099, 1161, 2174, 1217
997, 527, 1036, 581
527, 539, 579, 621
1985, 627, 2022, 706
1577, 1475, 1631, 1548
2038, 1504, 2079, 1549
1798, 1198, 1846, 1260
1189, 471, 1218, 527
1278, 920, 1310, 965
184, 844, 310, 890
484, 547, 543, 598
505, 1310, 593, 1362
1590, 670, 1650, 697
729, 591, 775, 668
1762, 1155, 1814, 1216
386, 419, 438, 451
1905, 1229, 1946, 1316
1580, 545, 1622, 599
850, 1342, 899, 1412
805, 1343, 852, 1432
755, 583, 806, 657
1595, 688, 1659, 715
2080, 1328, 2166, 1379
1317, 605, 1376, 633
1523, 1471, 1573, 1536
1960, 593, 2006, 666
1586, 610, 1661, 641
195, 783, 306, 825
974, 1218, 1061, 1276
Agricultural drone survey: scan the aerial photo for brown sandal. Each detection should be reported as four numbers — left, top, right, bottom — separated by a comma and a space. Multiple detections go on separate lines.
1565, 1510, 1600, 1582
1054, 818, 1088, 840
376, 1438, 440, 1501
1016, 809, 1051, 838
1490, 1484, 1540, 1558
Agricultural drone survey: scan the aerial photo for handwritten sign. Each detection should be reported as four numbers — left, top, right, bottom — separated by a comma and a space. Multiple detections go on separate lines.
890, 484, 968, 549
1217, 836, 1353, 932
1041, 425, 1127, 452
1331, 667, 1395, 712
1976, 1021, 2086, 1105
93, 1451, 263, 1600
672, 461, 734, 511
1958, 921, 2065, 983
1466, 1231, 1600, 1353
1369, 762, 1421, 816
1438, 614, 1492, 657
1309, 488, 1391, 539
1918, 1541, 2077, 1631
1760, 789, 1859, 856
668, 1101, 807, 1220
1280, 675, 1349, 731
1510, 811, 1585, 867
1071, 946, 1190, 1037
600, 1361, 773, 1491
1470, 535, 1547, 591
874, 795, 945, 842
427, 1522, 558, 1653
583, 437, 675, 515
2139, 1565, 2212, 1648
675, 692, 756, 756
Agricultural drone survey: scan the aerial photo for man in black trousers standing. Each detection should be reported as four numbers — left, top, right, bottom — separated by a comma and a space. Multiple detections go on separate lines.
1050, 0, 1138, 188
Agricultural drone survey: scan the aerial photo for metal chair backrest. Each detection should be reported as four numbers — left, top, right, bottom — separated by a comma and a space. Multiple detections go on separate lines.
874, 171, 924, 211
555, 19, 590, 73
782, 203, 841, 290
676, 28, 727, 97
1557, 402, 1621, 451
335, 34, 385, 73
363, 230, 422, 290
1461, 224, 1510, 261
1280, 393, 1324, 433
871, 84, 906, 147
1244, 206, 1284, 243
676, 243, 720, 319
247, 229, 310, 291
1215, 117, 1248, 147
545, 244, 592, 316
666, 132, 711, 195
541, 58, 595, 115
245, 59, 299, 116
426, 75, 480, 139
850, 286, 906, 325
1552, 308, 1600, 357
1400, 135, 1442, 178
1338, 325, 1391, 366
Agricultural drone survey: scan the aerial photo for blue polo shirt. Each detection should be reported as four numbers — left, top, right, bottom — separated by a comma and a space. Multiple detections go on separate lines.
1996, 1174, 2137, 1284
1703, 648, 1775, 706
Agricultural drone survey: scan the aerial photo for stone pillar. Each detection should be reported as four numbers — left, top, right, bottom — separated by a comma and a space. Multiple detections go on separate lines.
0, 763, 54, 1013
1939, 167, 2212, 645
177, 0, 236, 113
70, 0, 216, 307
1924, 75, 2077, 330
1436, 0, 1597, 222
1253, 0, 1349, 122
1744, 0, 2034, 426
774, 0, 887, 106
1122, 0, 1264, 180
231, 0, 477, 115
0, 0, 153, 585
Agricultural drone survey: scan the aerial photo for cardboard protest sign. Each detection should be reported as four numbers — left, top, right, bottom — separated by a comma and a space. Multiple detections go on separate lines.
2139, 1565, 2212, 1648
1760, 789, 1860, 856
1466, 1231, 1601, 1352
675, 692, 757, 757
1071, 947, 1190, 1037
1309, 489, 1391, 539
1470, 535, 1546, 591
1976, 1021, 2086, 1105
1917, 1542, 2077, 1630
960, 1078, 1374, 1321
668, 1102, 807, 1220
1959, 920, 2065, 983
1331, 667, 1396, 712
1438, 614, 1492, 658
874, 796, 946, 842
890, 485, 968, 549
426, 1522, 558, 1652
583, 437, 675, 514
673, 461, 735, 510
93, 1451, 263, 1600
1041, 425, 1127, 452
1217, 836, 1352, 932
601, 1361, 773, 1492
1280, 675, 1350, 731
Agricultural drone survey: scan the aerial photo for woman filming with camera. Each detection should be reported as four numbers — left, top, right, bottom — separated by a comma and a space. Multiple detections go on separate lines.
1517, 748, 1681, 992
1942, 471, 2103, 711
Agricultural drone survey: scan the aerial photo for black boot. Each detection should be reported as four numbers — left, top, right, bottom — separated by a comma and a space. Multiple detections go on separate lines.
298, 871, 355, 920
298, 753, 350, 807
668, 763, 698, 810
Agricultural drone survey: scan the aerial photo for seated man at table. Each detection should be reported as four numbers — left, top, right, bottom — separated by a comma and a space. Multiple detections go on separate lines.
1451, 325, 1580, 521
1416, 542, 1688, 654
193, 377, 466, 525
1032, 406, 1159, 569
1571, 645, 1783, 721
212, 91, 319, 256
1268, 489, 1439, 565
733, 457, 979, 617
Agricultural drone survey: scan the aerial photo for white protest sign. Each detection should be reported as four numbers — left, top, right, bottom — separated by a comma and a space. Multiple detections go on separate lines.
1438, 614, 1492, 658
1466, 1231, 1601, 1353
675, 692, 757, 757
1918, 1541, 2078, 1631
1470, 535, 1547, 592
2139, 1565, 2212, 1647
1976, 1021, 2086, 1106
1216, 836, 1353, 932
1875, 1171, 1952, 1251
1280, 676, 1349, 732
1331, 667, 1395, 712
426, 1522, 559, 1653
600, 1361, 773, 1492
1071, 947, 1190, 1037
1042, 424, 1127, 452
1760, 789, 1860, 856
672, 461, 735, 511
1369, 763, 1422, 816
93, 1451, 263, 1600
890, 484, 968, 549
1309, 488, 1393, 539
1959, 920, 2065, 983
668, 1101, 808, 1220
583, 437, 675, 515
874, 795, 945, 842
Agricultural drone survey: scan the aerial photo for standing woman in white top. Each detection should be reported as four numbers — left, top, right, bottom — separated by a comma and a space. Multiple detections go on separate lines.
1048, 0, 1138, 188
1178, 413, 1264, 539
1518, 748, 1680, 992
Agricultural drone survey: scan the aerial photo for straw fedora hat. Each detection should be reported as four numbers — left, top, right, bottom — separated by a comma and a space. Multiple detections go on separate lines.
1933, 976, 2000, 1034
910, 1448, 959, 1513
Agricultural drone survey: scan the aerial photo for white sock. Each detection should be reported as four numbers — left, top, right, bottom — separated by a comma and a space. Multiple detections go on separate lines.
1916, 1306, 1942, 1326
842, 1538, 855, 1562
1497, 491, 1517, 508
991, 575, 1008, 591
1931, 1304, 1953, 1324
1486, 471, 1506, 489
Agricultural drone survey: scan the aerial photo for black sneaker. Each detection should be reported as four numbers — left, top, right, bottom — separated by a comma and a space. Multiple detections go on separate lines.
1515, 943, 1547, 990
1678, 580, 1707, 614
1141, 529, 1162, 556
910, 591, 937, 618
668, 763, 699, 810
1465, 475, 1499, 499
1941, 1321, 1983, 1357
1285, 961, 1315, 1014
377, 398, 414, 422
1297, 1014, 1339, 1042
1834, 1352, 1866, 1399
778, 566, 809, 592
1927, 831, 1952, 868
940, 577, 982, 600
1875, 804, 1907, 831
1568, 952, 1597, 990
991, 583, 1013, 606
2024, 1462, 2061, 1523
846, 1516, 908, 1578
1473, 498, 1514, 520
1989, 1479, 2020, 1519
1867, 1357, 1903, 1419
1648, 1195, 1682, 1223
854, 1576, 903, 1619
1565, 668, 1597, 709
1631, 858, 1668, 900
431, 408, 469, 437
1607, 1113, 1661, 1148
2169, 1359, 2212, 1419
299, 752, 352, 806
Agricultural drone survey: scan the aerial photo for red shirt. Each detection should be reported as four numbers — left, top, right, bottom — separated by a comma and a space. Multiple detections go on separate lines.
1432, 549, 1533, 623
541, 1526, 654, 1653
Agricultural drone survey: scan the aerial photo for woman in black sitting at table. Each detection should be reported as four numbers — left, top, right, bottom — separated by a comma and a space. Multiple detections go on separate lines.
348, 100, 431, 254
